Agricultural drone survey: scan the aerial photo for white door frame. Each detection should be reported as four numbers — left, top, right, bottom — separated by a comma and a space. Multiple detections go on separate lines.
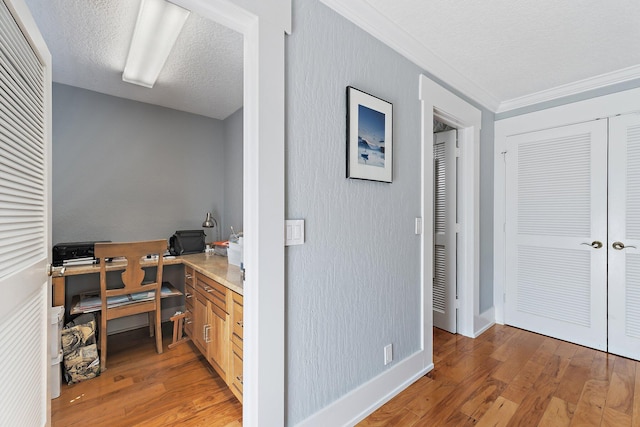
494, 87, 640, 325
170, 1, 289, 425
420, 75, 482, 338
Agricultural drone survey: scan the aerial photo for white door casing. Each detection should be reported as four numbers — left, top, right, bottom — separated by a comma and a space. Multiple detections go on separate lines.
420, 74, 482, 339
433, 129, 457, 333
504, 120, 608, 351
0, 0, 52, 425
608, 113, 640, 359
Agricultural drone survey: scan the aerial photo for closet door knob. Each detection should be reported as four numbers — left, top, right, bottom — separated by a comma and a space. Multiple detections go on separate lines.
612, 241, 636, 250
581, 241, 603, 249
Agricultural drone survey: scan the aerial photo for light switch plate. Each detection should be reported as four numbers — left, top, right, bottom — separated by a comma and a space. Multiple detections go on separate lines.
285, 219, 305, 246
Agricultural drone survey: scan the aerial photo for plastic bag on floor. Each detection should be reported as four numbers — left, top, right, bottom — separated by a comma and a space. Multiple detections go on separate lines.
61, 313, 100, 384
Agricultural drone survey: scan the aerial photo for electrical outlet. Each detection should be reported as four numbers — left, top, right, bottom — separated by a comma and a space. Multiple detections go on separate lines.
384, 344, 393, 365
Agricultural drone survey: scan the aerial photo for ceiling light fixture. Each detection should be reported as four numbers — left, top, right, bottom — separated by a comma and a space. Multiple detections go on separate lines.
122, 0, 190, 88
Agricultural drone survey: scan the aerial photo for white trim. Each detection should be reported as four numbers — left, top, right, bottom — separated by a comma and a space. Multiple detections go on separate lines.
474, 307, 495, 337
168, 1, 288, 425
497, 65, 640, 114
297, 352, 433, 427
319, 0, 501, 112
420, 74, 482, 339
493, 86, 640, 325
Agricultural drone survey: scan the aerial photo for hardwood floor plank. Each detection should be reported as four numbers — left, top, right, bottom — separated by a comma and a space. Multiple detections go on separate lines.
505, 371, 560, 426
500, 359, 545, 404
538, 396, 574, 427
570, 379, 609, 426
459, 376, 507, 420
356, 406, 420, 427
413, 357, 502, 424
605, 356, 636, 416
602, 407, 632, 427
367, 375, 435, 417
475, 396, 518, 427
554, 347, 597, 405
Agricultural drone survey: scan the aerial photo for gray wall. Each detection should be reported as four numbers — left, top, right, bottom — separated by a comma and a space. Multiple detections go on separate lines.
52, 83, 230, 245
51, 83, 242, 318
223, 107, 243, 241
285, 0, 494, 423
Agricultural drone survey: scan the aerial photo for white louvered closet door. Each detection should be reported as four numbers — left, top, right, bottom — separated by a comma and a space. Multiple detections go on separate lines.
505, 120, 608, 351
608, 113, 640, 359
0, 0, 51, 425
433, 129, 456, 333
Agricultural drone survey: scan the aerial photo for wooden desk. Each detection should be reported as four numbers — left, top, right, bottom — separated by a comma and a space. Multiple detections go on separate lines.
51, 252, 245, 404
51, 253, 243, 307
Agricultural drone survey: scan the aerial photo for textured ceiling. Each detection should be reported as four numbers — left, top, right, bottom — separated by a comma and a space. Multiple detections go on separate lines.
24, 0, 243, 120
325, 0, 640, 111
23, 0, 640, 116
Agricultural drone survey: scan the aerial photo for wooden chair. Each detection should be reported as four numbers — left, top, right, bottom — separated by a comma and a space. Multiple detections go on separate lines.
94, 239, 167, 371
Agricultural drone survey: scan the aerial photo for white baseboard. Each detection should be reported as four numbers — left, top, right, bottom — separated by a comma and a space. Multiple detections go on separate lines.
473, 307, 496, 337
296, 350, 433, 427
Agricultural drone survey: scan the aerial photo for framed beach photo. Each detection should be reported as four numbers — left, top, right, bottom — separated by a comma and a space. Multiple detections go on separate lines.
346, 86, 393, 183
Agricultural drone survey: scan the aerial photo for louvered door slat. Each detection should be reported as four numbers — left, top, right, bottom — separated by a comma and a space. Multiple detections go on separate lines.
505, 119, 607, 351
0, 9, 43, 101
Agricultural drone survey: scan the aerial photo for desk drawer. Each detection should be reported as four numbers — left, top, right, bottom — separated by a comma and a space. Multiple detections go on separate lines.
185, 267, 195, 287
232, 292, 243, 340
184, 309, 193, 337
231, 342, 243, 401
196, 274, 227, 312
185, 286, 194, 305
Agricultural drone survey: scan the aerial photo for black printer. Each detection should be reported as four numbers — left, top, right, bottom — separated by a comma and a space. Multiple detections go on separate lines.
52, 241, 111, 266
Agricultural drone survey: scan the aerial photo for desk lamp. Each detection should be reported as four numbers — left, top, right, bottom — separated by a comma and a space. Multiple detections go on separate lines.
202, 212, 218, 243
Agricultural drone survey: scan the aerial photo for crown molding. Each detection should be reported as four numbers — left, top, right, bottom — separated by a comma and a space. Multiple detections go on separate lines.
496, 64, 640, 113
319, 0, 501, 112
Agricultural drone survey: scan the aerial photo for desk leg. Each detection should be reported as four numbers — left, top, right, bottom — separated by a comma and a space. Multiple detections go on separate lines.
52, 276, 66, 307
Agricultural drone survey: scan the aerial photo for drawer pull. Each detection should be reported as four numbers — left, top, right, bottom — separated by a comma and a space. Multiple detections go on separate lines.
185, 273, 193, 279
185, 292, 192, 299
185, 316, 192, 325
204, 285, 214, 293
236, 375, 243, 385
236, 321, 243, 328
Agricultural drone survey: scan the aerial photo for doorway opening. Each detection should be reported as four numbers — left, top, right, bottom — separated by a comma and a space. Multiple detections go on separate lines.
419, 74, 482, 343
433, 120, 458, 334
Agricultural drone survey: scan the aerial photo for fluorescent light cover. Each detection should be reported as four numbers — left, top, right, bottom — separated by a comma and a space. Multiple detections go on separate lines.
122, 0, 190, 88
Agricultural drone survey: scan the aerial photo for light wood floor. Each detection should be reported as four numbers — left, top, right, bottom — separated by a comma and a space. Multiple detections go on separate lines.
51, 323, 242, 427
360, 324, 640, 426
54, 324, 639, 426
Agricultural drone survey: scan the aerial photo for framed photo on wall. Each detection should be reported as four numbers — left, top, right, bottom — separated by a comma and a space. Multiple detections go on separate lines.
346, 86, 393, 183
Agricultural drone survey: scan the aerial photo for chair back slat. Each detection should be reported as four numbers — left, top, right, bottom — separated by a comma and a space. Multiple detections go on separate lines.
93, 239, 168, 370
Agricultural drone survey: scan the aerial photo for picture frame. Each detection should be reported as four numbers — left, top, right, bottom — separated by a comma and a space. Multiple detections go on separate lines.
346, 86, 393, 183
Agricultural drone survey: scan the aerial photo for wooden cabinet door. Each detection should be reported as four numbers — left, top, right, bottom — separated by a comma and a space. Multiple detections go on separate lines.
193, 293, 208, 355
207, 302, 229, 382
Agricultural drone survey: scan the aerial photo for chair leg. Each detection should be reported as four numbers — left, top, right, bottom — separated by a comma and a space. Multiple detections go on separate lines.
148, 312, 154, 337
100, 311, 107, 372
155, 308, 163, 354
